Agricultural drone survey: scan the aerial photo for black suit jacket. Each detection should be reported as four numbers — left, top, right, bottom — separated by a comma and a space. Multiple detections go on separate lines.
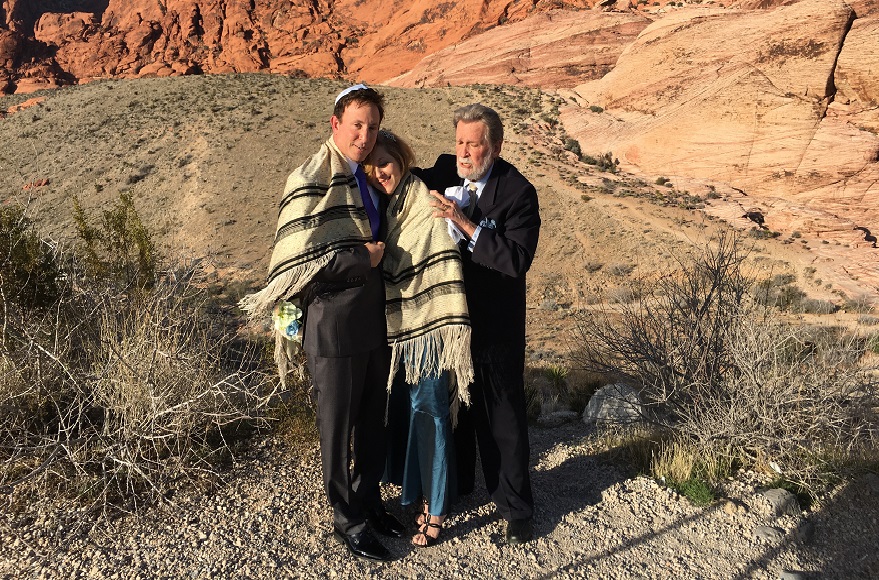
301, 193, 389, 358
414, 154, 540, 359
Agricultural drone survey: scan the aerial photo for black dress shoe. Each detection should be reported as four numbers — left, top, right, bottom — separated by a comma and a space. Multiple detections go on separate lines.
333, 527, 392, 562
367, 509, 406, 538
506, 517, 534, 545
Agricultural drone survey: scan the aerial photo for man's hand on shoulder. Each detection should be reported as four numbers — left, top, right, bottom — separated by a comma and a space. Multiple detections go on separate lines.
365, 241, 385, 267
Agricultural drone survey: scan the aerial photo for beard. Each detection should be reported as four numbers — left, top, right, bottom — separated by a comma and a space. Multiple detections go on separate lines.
457, 154, 494, 181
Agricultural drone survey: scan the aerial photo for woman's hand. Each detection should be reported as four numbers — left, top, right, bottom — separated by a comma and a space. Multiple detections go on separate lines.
365, 241, 385, 267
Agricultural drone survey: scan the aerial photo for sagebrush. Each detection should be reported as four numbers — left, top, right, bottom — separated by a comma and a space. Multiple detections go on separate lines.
573, 230, 879, 494
1, 199, 279, 515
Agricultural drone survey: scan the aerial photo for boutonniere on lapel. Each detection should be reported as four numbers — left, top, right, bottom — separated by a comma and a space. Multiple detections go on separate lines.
478, 217, 497, 230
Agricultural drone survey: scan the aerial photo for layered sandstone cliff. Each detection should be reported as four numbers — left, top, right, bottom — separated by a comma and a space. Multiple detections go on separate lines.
386, 10, 650, 89
563, 0, 878, 214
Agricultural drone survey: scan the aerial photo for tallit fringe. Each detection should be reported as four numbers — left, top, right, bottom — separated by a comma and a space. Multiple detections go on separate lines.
240, 252, 336, 386
387, 324, 473, 427
237, 252, 335, 320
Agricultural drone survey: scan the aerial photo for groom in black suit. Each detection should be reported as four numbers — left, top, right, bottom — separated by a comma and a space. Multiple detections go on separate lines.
415, 103, 541, 545
298, 85, 405, 562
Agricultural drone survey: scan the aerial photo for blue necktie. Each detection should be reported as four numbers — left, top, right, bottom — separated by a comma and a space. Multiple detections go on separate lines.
355, 164, 380, 241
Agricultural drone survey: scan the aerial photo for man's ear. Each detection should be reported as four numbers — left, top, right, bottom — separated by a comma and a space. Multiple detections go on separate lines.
493, 140, 504, 159
331, 115, 340, 132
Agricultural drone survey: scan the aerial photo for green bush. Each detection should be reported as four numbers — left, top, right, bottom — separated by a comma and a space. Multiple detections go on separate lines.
0, 205, 63, 309
673, 478, 715, 506
564, 138, 582, 158
582, 152, 618, 174
72, 192, 160, 291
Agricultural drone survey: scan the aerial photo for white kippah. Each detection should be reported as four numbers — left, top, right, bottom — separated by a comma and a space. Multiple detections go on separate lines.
334, 83, 370, 104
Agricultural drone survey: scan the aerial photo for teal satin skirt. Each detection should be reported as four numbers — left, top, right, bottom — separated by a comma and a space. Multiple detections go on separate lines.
384, 365, 456, 517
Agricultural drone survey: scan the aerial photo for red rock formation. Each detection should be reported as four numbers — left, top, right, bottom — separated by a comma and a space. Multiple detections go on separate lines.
0, 0, 603, 94
5, 96, 43, 113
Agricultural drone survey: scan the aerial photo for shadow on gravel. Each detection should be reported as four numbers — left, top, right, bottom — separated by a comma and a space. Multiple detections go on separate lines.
527, 423, 630, 541
734, 473, 879, 580
541, 504, 727, 577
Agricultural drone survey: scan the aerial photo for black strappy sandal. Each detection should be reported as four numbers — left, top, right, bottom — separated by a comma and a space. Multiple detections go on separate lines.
412, 515, 445, 548
415, 499, 429, 527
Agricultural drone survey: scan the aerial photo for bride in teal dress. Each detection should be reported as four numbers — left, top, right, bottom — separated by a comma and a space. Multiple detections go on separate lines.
365, 129, 472, 548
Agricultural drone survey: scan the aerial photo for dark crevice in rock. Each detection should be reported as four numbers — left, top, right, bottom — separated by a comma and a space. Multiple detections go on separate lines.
823, 8, 857, 114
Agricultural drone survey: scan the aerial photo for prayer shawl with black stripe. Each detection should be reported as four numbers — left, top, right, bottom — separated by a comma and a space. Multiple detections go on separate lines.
239, 138, 372, 381
240, 139, 473, 412
384, 172, 472, 418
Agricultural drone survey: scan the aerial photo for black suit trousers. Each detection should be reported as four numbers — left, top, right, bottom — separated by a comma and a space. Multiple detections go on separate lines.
454, 349, 534, 521
307, 344, 391, 534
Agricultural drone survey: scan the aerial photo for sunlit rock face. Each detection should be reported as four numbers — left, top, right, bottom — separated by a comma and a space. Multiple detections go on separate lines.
0, 0, 601, 94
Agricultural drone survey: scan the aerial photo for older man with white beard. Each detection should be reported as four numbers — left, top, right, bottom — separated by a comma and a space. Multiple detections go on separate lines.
414, 103, 541, 545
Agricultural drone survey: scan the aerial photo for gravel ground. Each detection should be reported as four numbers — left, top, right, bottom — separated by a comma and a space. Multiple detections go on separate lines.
2, 421, 878, 579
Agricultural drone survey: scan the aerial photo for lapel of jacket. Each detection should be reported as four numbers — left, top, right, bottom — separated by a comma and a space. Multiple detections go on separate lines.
477, 160, 503, 218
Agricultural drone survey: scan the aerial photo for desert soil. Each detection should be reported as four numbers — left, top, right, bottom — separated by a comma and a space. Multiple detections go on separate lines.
2, 422, 878, 579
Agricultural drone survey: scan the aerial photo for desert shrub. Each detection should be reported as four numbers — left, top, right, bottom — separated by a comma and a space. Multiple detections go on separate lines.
524, 363, 571, 417
582, 152, 618, 173
566, 369, 604, 415
545, 364, 569, 400
72, 192, 159, 291
523, 366, 545, 423
845, 294, 876, 314
606, 285, 638, 304
797, 298, 839, 315
595, 425, 666, 477
268, 362, 318, 451
564, 138, 582, 158
771, 273, 797, 286
748, 228, 781, 240
589, 105, 604, 113
754, 276, 809, 311
572, 231, 879, 494
655, 176, 670, 186
608, 262, 635, 277
650, 439, 733, 505
1, 205, 278, 515
0, 205, 63, 309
